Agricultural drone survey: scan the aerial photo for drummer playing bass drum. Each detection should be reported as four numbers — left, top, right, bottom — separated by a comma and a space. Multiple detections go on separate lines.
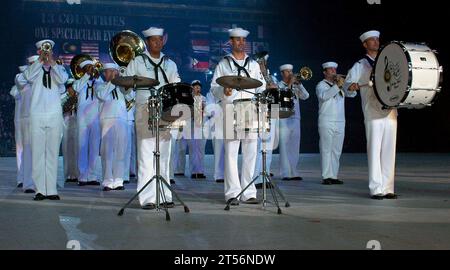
210, 27, 266, 205
123, 26, 181, 210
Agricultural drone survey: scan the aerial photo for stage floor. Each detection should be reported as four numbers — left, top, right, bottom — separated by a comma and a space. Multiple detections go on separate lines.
1, 153, 449, 250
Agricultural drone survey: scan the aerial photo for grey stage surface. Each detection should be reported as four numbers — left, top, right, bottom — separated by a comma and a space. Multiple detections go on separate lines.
0, 153, 449, 250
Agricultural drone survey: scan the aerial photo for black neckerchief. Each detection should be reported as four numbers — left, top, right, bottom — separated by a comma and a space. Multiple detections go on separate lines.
86, 80, 95, 100
142, 54, 169, 84
364, 55, 375, 68
112, 87, 118, 100
42, 66, 52, 89
226, 56, 250, 77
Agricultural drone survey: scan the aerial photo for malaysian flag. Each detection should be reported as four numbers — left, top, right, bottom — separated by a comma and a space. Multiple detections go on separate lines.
191, 39, 210, 53
81, 42, 99, 58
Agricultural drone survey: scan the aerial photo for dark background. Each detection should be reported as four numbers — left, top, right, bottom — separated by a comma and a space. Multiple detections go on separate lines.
1, 0, 449, 155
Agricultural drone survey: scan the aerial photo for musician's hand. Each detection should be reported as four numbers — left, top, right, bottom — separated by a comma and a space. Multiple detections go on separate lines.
68, 88, 76, 97
224, 87, 233, 96
348, 83, 360, 91
84, 65, 95, 76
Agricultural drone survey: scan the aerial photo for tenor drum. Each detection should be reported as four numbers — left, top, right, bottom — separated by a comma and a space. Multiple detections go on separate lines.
263, 88, 295, 118
233, 99, 270, 133
373, 41, 443, 109
159, 82, 194, 122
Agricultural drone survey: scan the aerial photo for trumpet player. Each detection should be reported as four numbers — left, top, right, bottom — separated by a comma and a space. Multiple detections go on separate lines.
344, 30, 398, 200
188, 80, 207, 179
73, 59, 104, 187
316, 62, 356, 185
96, 63, 129, 191
278, 64, 309, 181
22, 39, 68, 200
124, 27, 181, 210
204, 91, 224, 183
61, 78, 79, 183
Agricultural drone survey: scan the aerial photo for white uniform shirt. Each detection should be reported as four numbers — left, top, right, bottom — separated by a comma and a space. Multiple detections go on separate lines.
124, 51, 181, 105
277, 80, 309, 120
10, 78, 21, 121
344, 55, 397, 121
96, 81, 128, 121
210, 53, 266, 104
316, 79, 357, 122
15, 72, 33, 119
22, 61, 68, 117
73, 73, 104, 124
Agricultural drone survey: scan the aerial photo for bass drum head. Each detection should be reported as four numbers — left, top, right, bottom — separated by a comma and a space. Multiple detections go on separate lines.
373, 42, 410, 107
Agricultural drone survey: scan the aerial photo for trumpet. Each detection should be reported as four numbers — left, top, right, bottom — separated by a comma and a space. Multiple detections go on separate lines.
333, 74, 347, 88
40, 41, 53, 62
294, 66, 313, 81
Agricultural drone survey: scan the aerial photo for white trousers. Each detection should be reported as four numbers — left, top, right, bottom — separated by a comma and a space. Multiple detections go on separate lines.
30, 116, 63, 196
124, 120, 137, 180
254, 118, 279, 183
100, 118, 127, 189
19, 118, 34, 190
135, 104, 172, 206
174, 133, 187, 175
212, 138, 225, 180
224, 137, 258, 201
319, 121, 345, 179
62, 114, 79, 180
14, 119, 23, 184
365, 117, 397, 196
279, 117, 301, 178
188, 126, 206, 174
77, 118, 100, 182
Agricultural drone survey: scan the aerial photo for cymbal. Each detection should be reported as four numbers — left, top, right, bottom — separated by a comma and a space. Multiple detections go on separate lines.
216, 76, 263, 90
111, 76, 160, 88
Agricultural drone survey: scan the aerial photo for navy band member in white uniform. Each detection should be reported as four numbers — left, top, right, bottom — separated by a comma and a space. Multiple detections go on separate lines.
189, 80, 207, 179
23, 39, 68, 200
316, 62, 356, 185
11, 65, 27, 190
123, 89, 137, 184
61, 78, 79, 183
15, 56, 39, 193
210, 27, 266, 205
97, 63, 129, 191
73, 59, 103, 186
124, 27, 181, 210
278, 64, 309, 181
204, 91, 224, 183
344, 30, 398, 200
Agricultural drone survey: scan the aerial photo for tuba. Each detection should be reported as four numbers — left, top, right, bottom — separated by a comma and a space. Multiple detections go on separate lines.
70, 54, 103, 80
109, 30, 146, 74
254, 51, 276, 87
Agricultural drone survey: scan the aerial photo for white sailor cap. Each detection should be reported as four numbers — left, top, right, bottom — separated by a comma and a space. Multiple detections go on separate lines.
35, 39, 55, 50
27, 55, 39, 64
279, 64, 294, 72
79, 60, 95, 69
191, 80, 202, 86
103, 63, 120, 71
359, 30, 380, 42
19, 65, 28, 73
66, 78, 75, 85
142, 27, 164, 38
229, 27, 250, 38
322, 62, 338, 69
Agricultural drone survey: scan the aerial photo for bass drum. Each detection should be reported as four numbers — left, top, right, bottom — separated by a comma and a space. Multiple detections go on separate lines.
159, 82, 194, 122
373, 41, 443, 109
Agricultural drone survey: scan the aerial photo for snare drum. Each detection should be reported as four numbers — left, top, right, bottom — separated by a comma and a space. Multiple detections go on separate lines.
263, 88, 295, 118
233, 99, 270, 133
373, 41, 443, 109
159, 82, 194, 121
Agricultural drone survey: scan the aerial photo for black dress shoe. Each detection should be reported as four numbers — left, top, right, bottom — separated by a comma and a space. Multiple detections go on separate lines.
243, 198, 260, 204
33, 193, 46, 201
198, 174, 206, 179
170, 179, 176, 184
78, 181, 87, 186
142, 203, 156, 210
371, 194, 384, 200
291, 176, 303, 181
331, 179, 344, 185
103, 187, 113, 191
282, 177, 291, 181
216, 179, 224, 183
17, 183, 23, 188
87, 181, 100, 186
46, 195, 60, 200
114, 186, 125, 191
24, 189, 35, 194
65, 178, 78, 183
159, 202, 175, 208
322, 178, 333, 185
226, 198, 239, 206
270, 173, 274, 177
129, 173, 136, 179
384, 193, 398, 199
191, 174, 198, 179
123, 180, 130, 184
174, 173, 184, 176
